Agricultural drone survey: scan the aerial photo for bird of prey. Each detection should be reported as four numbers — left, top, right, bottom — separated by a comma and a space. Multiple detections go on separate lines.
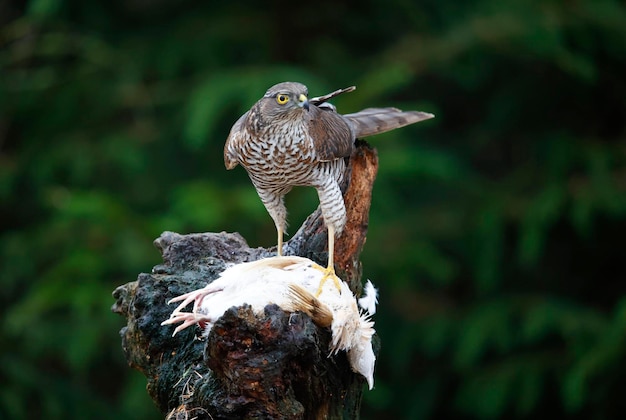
161, 256, 378, 389
224, 82, 434, 293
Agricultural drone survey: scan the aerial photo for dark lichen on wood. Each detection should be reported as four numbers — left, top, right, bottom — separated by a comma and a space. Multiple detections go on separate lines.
111, 141, 379, 419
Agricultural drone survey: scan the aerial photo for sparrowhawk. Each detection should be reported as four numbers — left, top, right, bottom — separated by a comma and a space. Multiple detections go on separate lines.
224, 82, 434, 292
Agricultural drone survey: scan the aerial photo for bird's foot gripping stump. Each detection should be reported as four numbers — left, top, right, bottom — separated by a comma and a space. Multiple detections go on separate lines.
112, 141, 379, 419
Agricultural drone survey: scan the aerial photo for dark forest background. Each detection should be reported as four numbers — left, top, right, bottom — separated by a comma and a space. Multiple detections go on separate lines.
1, 0, 625, 418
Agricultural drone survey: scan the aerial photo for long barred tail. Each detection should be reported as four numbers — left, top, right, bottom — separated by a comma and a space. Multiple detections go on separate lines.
344, 107, 434, 138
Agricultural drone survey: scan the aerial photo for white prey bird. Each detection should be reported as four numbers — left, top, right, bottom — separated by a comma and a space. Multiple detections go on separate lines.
161, 256, 377, 389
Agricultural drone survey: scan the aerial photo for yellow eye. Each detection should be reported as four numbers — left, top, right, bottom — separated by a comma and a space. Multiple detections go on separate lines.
276, 94, 290, 105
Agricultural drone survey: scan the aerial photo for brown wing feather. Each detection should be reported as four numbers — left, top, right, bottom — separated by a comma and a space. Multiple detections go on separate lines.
307, 105, 355, 162
344, 107, 434, 138
224, 112, 249, 169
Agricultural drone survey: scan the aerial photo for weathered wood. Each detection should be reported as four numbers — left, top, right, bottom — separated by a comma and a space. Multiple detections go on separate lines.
287, 140, 378, 291
111, 141, 379, 419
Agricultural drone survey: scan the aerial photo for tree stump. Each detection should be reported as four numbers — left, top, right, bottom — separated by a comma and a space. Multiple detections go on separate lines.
111, 141, 379, 419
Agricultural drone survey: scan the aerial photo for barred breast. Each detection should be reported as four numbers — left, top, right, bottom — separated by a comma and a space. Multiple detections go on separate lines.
236, 118, 346, 194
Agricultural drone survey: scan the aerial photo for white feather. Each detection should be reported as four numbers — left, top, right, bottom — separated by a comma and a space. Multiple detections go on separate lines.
161, 256, 377, 389
358, 279, 378, 315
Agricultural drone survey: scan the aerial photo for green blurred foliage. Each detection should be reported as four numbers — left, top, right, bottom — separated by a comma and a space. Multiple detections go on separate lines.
1, 0, 625, 418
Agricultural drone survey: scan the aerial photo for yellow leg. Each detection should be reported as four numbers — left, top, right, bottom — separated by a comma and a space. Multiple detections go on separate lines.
315, 225, 342, 296
277, 226, 283, 256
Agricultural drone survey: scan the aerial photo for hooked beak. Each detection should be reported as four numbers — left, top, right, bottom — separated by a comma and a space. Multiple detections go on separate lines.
298, 93, 309, 111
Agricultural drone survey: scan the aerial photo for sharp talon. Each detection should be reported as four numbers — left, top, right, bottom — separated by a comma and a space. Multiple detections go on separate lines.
315, 266, 342, 297
313, 224, 341, 296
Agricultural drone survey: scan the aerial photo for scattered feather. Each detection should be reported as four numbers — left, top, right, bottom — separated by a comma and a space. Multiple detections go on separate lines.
358, 280, 378, 315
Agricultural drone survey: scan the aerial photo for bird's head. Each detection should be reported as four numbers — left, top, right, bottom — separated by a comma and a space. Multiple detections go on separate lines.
260, 82, 310, 117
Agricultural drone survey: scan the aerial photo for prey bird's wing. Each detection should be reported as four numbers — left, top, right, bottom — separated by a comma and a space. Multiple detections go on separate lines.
224, 111, 249, 169
344, 108, 434, 138
309, 86, 356, 106
307, 105, 355, 162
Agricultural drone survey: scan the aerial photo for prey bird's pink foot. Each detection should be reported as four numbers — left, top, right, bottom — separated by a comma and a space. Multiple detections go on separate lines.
160, 311, 213, 337
167, 287, 223, 315
161, 287, 223, 336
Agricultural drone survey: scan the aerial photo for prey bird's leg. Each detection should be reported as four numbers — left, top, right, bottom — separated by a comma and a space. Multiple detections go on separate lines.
315, 224, 343, 296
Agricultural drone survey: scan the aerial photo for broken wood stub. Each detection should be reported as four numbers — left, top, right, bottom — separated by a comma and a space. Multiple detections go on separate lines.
111, 141, 379, 419
288, 139, 379, 291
